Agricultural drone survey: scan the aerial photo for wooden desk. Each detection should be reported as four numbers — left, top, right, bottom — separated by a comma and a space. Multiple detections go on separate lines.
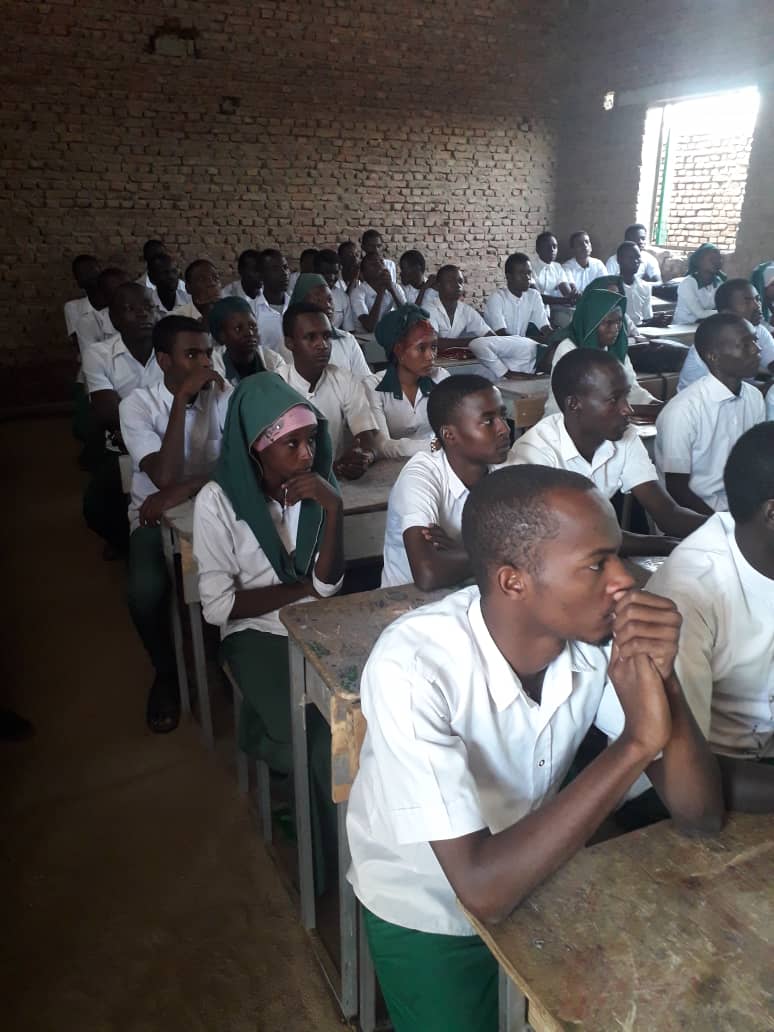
640, 322, 697, 345
467, 813, 774, 1032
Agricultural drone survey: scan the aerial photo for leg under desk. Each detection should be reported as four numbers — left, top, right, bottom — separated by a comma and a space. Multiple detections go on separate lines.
160, 524, 191, 716
337, 799, 357, 1019
188, 599, 214, 749
499, 967, 528, 1032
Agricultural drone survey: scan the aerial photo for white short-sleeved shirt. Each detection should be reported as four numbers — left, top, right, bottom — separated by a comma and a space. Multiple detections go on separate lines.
365, 367, 449, 459
211, 344, 285, 385
562, 257, 607, 292
509, 413, 657, 498
606, 251, 662, 283
275, 363, 377, 458
331, 286, 355, 331
138, 272, 186, 293
254, 291, 291, 354
350, 282, 407, 334
544, 339, 658, 416
193, 480, 343, 638
170, 301, 204, 320
674, 277, 717, 325
346, 585, 626, 935
621, 278, 653, 326
678, 323, 774, 391
75, 305, 116, 355
274, 329, 371, 379
655, 374, 765, 511
119, 380, 233, 531
383, 258, 398, 283
64, 296, 92, 338
152, 286, 192, 317
483, 287, 547, 336
531, 256, 571, 297
403, 284, 440, 307
423, 298, 491, 339
647, 513, 774, 759
768, 385, 774, 421
220, 280, 263, 321
82, 333, 162, 400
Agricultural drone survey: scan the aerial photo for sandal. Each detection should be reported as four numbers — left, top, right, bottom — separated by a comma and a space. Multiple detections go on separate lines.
146, 676, 180, 734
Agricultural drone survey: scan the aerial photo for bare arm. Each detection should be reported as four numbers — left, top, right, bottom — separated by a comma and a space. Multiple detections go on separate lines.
633, 480, 706, 538
230, 580, 313, 619
403, 525, 471, 592
664, 473, 715, 517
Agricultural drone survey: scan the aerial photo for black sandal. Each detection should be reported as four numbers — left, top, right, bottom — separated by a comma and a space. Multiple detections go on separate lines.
146, 676, 180, 734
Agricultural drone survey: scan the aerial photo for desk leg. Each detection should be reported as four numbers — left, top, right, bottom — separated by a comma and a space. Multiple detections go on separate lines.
188, 601, 214, 750
358, 906, 376, 1032
162, 525, 190, 716
498, 968, 528, 1032
337, 800, 357, 1018
289, 641, 315, 929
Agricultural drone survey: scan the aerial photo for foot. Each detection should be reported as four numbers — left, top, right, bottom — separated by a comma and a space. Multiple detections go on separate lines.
146, 676, 180, 734
0, 708, 35, 742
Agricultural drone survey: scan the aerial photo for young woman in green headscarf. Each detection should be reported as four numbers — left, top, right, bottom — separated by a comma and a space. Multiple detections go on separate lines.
751, 261, 774, 324
543, 287, 661, 418
363, 304, 450, 458
208, 296, 285, 386
674, 243, 726, 324
287, 273, 371, 379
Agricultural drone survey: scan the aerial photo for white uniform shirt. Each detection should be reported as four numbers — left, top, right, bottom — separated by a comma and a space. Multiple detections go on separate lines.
674, 277, 717, 324
119, 380, 233, 531
152, 286, 192, 317
655, 375, 765, 511
621, 278, 653, 326
139, 271, 186, 293
364, 367, 449, 459
75, 305, 116, 355
647, 513, 774, 759
64, 296, 92, 338
423, 298, 491, 339
346, 585, 626, 935
768, 385, 774, 421
509, 413, 657, 498
220, 280, 263, 320
254, 291, 291, 354
678, 323, 774, 391
171, 301, 204, 320
483, 287, 547, 335
562, 257, 607, 292
403, 284, 440, 307
350, 282, 407, 335
606, 251, 662, 282
544, 339, 658, 416
82, 333, 162, 399
193, 481, 343, 639
211, 344, 285, 386
531, 256, 571, 297
331, 286, 354, 331
275, 363, 377, 458
274, 330, 371, 379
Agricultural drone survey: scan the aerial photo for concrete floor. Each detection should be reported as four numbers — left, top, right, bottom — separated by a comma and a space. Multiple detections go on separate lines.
0, 418, 344, 1031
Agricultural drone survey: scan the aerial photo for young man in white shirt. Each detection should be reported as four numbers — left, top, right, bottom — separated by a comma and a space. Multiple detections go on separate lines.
348, 463, 722, 1032
381, 375, 511, 589
147, 254, 191, 316
74, 266, 127, 355
287, 277, 371, 379
119, 315, 232, 733
361, 228, 397, 284
221, 248, 263, 319
423, 265, 493, 348
350, 253, 407, 337
509, 349, 705, 554
288, 248, 319, 294
648, 422, 774, 812
337, 240, 360, 292
398, 249, 438, 307
606, 224, 661, 282
656, 313, 765, 515
138, 239, 168, 288
479, 252, 552, 378
562, 230, 607, 292
532, 232, 578, 306
64, 254, 101, 344
173, 259, 223, 323
276, 303, 379, 479
314, 249, 354, 330
252, 249, 291, 353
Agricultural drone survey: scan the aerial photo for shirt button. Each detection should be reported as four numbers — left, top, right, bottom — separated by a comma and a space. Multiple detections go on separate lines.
538, 759, 545, 767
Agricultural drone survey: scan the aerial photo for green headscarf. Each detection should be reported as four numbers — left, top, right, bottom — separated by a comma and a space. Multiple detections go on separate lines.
214, 372, 338, 585
688, 243, 727, 288
589, 274, 625, 294
567, 287, 629, 363
289, 273, 343, 338
751, 261, 774, 322
374, 304, 436, 399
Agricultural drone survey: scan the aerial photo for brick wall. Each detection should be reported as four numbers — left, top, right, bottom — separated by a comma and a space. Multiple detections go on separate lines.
0, 0, 565, 397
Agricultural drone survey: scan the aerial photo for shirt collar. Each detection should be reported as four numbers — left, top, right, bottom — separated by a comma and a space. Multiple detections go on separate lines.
557, 416, 614, 469
439, 450, 470, 500
288, 363, 327, 395
703, 373, 741, 403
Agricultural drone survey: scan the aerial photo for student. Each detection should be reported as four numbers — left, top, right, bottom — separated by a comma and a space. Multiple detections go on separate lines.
74, 267, 126, 355
606, 224, 661, 282
275, 302, 379, 478
648, 423, 774, 812
509, 349, 705, 555
484, 253, 551, 338
656, 313, 764, 515
147, 254, 191, 315
119, 316, 232, 732
254, 249, 291, 353
615, 242, 657, 326
138, 239, 169, 288
314, 248, 353, 329
673, 243, 726, 324
348, 464, 722, 1032
562, 231, 607, 292
531, 232, 577, 305
288, 248, 319, 293
399, 250, 438, 306
208, 297, 285, 385
64, 254, 101, 342
423, 265, 493, 350
543, 288, 660, 416
750, 261, 774, 324
337, 240, 360, 291
365, 305, 450, 459
287, 274, 371, 378
678, 278, 774, 390
350, 253, 407, 336
380, 375, 511, 589
174, 259, 223, 323
82, 283, 163, 556
221, 249, 263, 318
362, 228, 397, 283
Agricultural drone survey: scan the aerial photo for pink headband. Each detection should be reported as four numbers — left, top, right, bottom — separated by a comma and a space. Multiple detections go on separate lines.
255, 404, 317, 453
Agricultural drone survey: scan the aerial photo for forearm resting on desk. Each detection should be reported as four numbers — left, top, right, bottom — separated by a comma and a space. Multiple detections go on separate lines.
229, 581, 311, 620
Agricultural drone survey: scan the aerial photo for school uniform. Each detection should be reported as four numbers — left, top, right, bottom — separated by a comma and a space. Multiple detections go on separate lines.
621, 278, 653, 326
138, 271, 186, 293
423, 298, 491, 339
544, 339, 658, 416
152, 286, 192, 317
562, 257, 607, 292
82, 333, 162, 403
674, 278, 717, 324
383, 258, 398, 284
254, 290, 291, 354
483, 286, 547, 336
677, 323, 774, 391
655, 374, 765, 511
647, 513, 774, 759
606, 251, 662, 282
171, 300, 204, 320
287, 270, 300, 294
221, 280, 263, 320
364, 367, 449, 459
211, 344, 285, 385
275, 363, 377, 458
64, 296, 92, 338
74, 305, 116, 356
350, 282, 407, 335
531, 256, 571, 297
508, 413, 657, 498
331, 285, 355, 330
403, 284, 439, 307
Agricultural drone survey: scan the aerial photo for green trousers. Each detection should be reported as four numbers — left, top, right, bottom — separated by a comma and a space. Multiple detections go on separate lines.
83, 451, 129, 554
127, 527, 176, 677
363, 908, 498, 1032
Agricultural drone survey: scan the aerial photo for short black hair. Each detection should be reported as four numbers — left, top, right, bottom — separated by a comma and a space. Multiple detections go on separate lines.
624, 224, 647, 240
462, 466, 596, 588
616, 240, 640, 260
72, 253, 97, 275
148, 252, 174, 274
152, 315, 207, 355
400, 249, 426, 271
259, 248, 283, 266
314, 249, 339, 269
337, 240, 356, 257
436, 264, 460, 282
570, 230, 590, 247
427, 374, 493, 439
237, 248, 261, 269
184, 258, 215, 282
694, 312, 747, 361
725, 422, 774, 523
143, 239, 165, 261
552, 348, 622, 412
108, 281, 150, 317
504, 252, 530, 276
300, 248, 319, 262
536, 231, 556, 248
362, 229, 382, 244
715, 277, 753, 312
282, 301, 329, 338
97, 267, 130, 297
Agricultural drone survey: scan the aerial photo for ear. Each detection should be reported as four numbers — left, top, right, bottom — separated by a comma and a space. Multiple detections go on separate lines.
284, 335, 296, 353
157, 351, 171, 373
495, 563, 531, 601
565, 393, 581, 414
763, 499, 774, 530
440, 421, 456, 445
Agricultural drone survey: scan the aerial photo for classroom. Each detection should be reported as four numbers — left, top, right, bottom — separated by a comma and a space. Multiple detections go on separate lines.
2, 1, 773, 1030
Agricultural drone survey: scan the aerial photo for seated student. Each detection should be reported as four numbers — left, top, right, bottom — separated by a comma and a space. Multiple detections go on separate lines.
606, 224, 662, 282
74, 266, 127, 355
275, 302, 380, 479
380, 375, 511, 589
673, 243, 726, 324
615, 242, 661, 326
314, 248, 353, 329
337, 240, 360, 291
750, 261, 774, 326
174, 259, 223, 323
221, 248, 263, 318
82, 283, 163, 557
531, 231, 578, 307
350, 253, 407, 336
484, 252, 551, 339
544, 287, 660, 417
119, 316, 233, 732
348, 464, 722, 1032
64, 254, 101, 344
254, 249, 291, 353
208, 297, 285, 385
562, 230, 607, 292
365, 305, 450, 459
147, 253, 191, 315
656, 313, 764, 515
288, 248, 319, 294
287, 274, 371, 378
362, 228, 397, 283
137, 239, 182, 290
678, 278, 774, 390
510, 349, 705, 555
648, 423, 774, 812
399, 249, 438, 307
422, 265, 493, 350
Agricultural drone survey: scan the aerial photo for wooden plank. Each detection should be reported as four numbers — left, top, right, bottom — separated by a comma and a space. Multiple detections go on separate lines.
330, 695, 367, 803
